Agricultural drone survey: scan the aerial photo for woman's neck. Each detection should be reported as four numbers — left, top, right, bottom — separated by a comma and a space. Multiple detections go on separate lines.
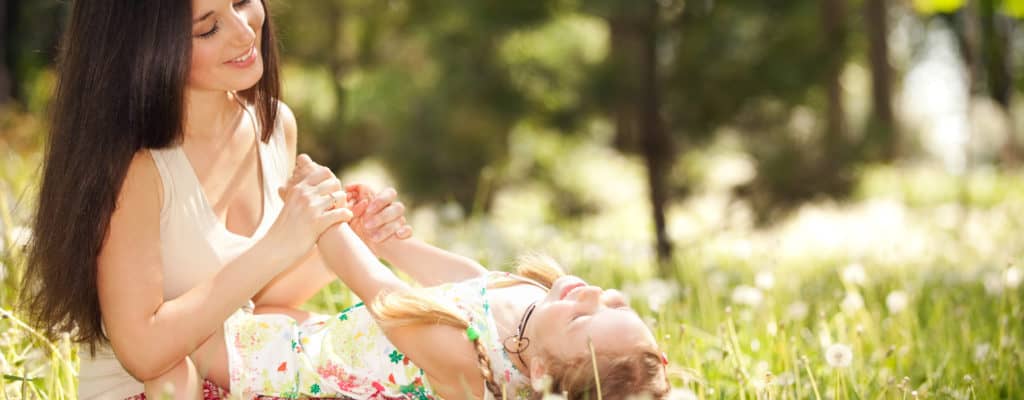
183, 88, 243, 142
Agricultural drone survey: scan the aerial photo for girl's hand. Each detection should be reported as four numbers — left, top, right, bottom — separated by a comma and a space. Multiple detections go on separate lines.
267, 154, 352, 262
345, 183, 413, 248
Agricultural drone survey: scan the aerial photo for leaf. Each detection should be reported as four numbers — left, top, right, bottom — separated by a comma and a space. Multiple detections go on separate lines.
1004, 0, 1024, 18
912, 0, 967, 14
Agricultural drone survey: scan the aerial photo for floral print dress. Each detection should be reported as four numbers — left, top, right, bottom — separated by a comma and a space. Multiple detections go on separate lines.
224, 273, 532, 400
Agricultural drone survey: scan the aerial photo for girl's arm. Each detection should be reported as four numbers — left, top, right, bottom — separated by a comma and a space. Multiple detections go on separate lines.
373, 238, 487, 286
343, 183, 485, 285
315, 223, 485, 399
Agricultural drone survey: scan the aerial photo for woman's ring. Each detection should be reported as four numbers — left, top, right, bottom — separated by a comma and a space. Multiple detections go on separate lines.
328, 192, 339, 210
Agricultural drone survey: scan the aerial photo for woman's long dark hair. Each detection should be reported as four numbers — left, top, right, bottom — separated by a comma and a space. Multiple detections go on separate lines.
19, 0, 280, 356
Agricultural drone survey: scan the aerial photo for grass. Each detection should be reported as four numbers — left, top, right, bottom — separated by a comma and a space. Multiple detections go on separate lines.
1, 118, 1023, 399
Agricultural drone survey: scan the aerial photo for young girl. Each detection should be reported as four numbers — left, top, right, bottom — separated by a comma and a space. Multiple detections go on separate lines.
198, 156, 672, 399
19, 0, 410, 398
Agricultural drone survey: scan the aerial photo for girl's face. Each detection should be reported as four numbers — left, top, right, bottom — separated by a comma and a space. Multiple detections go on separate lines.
525, 276, 659, 366
189, 0, 265, 92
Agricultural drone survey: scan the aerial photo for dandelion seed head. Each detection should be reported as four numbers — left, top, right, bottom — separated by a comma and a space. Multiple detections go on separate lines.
974, 343, 991, 362
1005, 266, 1022, 289
8, 226, 32, 249
825, 343, 853, 368
841, 292, 864, 314
786, 301, 809, 320
984, 272, 1005, 296
841, 263, 868, 285
731, 285, 764, 307
886, 290, 909, 314
755, 271, 775, 290
667, 388, 698, 400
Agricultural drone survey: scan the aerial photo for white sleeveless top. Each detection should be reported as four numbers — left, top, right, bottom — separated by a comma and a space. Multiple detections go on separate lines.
78, 103, 290, 399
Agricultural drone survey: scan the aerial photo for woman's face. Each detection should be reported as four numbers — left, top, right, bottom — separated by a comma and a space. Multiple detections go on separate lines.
524, 276, 659, 365
189, 0, 265, 92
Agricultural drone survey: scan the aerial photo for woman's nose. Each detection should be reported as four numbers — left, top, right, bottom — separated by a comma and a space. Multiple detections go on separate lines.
226, 9, 257, 46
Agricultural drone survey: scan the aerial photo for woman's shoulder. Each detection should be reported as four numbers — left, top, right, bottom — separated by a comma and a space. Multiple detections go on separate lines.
276, 100, 297, 150
121, 150, 163, 210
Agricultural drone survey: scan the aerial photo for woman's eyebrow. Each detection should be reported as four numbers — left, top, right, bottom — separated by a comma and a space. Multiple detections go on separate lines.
193, 10, 215, 23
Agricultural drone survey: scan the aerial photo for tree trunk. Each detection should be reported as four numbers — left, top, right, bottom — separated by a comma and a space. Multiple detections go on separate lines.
822, 0, 848, 170
1, 0, 14, 105
979, 0, 1017, 166
864, 0, 897, 160
640, 1, 674, 274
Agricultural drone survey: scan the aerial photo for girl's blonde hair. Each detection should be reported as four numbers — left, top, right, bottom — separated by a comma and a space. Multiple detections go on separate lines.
371, 254, 670, 399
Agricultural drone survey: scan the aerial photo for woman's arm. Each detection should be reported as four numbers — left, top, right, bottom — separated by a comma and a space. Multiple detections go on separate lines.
98, 152, 346, 382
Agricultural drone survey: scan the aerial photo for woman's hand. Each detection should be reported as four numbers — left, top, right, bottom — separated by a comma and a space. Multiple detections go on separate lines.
266, 154, 353, 263
345, 183, 413, 249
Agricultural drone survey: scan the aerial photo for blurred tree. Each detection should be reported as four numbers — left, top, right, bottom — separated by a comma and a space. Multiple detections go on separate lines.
822, 0, 850, 170
581, 0, 675, 273
864, 0, 900, 161
1, 0, 65, 109
276, 0, 557, 210
918, 0, 1021, 167
2, 0, 12, 104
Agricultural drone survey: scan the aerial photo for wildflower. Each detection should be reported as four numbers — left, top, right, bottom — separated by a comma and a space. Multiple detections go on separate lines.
774, 372, 795, 386
731, 285, 764, 307
825, 343, 853, 368
886, 290, 909, 314
532, 374, 553, 392
624, 279, 679, 312
755, 271, 775, 290
983, 272, 1004, 296
1005, 266, 1022, 289
786, 301, 809, 320
841, 292, 864, 314
841, 263, 868, 285
9, 226, 33, 248
667, 388, 698, 400
973, 343, 991, 362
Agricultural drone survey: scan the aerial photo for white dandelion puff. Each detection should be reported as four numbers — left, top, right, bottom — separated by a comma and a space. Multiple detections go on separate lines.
983, 272, 1004, 296
755, 271, 775, 290
731, 285, 764, 307
1005, 267, 1022, 289
667, 388, 698, 400
7, 226, 32, 249
841, 263, 868, 285
841, 292, 864, 314
973, 343, 991, 362
825, 343, 853, 368
624, 279, 679, 312
886, 290, 909, 314
786, 301, 809, 320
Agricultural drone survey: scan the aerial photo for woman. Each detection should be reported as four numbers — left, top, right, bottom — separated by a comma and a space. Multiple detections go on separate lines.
201, 156, 672, 400
19, 0, 409, 398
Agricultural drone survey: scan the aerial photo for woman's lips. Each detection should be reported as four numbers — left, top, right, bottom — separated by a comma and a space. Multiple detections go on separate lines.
226, 46, 257, 68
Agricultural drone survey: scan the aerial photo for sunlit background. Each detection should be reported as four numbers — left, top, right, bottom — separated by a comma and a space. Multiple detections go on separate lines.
2, 0, 1024, 398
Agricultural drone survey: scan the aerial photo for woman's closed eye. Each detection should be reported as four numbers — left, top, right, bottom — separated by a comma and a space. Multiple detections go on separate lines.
195, 0, 253, 39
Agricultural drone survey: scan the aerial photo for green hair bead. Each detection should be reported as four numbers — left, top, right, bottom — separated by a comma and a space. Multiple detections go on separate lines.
466, 326, 481, 341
